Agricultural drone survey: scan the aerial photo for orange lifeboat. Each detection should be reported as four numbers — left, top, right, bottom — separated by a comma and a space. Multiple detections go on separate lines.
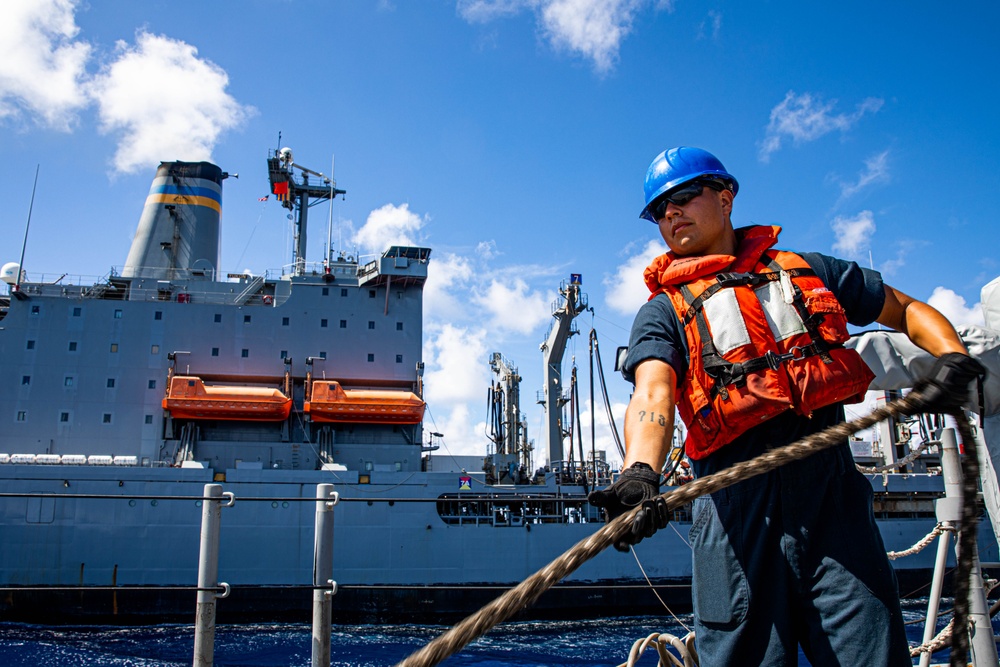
162, 376, 292, 421
305, 380, 425, 424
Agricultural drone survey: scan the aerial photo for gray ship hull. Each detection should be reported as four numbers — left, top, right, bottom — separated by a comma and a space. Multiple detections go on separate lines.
2, 463, 992, 623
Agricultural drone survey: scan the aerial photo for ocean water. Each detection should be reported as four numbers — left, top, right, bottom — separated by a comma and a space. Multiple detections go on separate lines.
0, 601, 985, 666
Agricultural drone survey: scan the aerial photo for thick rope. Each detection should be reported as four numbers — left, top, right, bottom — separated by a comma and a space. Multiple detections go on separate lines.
618, 631, 698, 667
856, 437, 934, 474
887, 522, 954, 560
394, 396, 978, 667
948, 414, 979, 667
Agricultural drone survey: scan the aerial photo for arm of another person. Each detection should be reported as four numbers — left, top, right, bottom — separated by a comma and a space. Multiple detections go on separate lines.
876, 285, 969, 356
622, 359, 678, 471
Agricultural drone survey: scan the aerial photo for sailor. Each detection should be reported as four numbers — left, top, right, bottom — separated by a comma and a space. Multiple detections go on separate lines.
589, 146, 986, 666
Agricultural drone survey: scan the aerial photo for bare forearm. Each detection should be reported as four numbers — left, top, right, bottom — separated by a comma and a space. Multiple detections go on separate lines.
623, 360, 677, 471
877, 286, 968, 357
623, 400, 674, 470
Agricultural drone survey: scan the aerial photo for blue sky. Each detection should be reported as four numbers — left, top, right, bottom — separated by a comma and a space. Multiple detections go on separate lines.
2, 1, 998, 464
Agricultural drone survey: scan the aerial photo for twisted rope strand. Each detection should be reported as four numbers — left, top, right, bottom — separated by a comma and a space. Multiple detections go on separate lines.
394, 396, 976, 667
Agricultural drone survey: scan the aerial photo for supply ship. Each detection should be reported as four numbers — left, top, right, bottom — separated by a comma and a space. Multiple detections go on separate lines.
0, 149, 994, 623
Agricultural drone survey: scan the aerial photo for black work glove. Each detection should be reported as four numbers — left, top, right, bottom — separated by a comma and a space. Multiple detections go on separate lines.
588, 462, 670, 552
909, 352, 987, 414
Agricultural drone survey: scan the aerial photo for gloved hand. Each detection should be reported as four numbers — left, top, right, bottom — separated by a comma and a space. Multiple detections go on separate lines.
909, 352, 987, 414
588, 462, 670, 552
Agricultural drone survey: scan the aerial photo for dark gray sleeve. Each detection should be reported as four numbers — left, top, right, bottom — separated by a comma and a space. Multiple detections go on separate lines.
799, 252, 885, 327
621, 293, 688, 385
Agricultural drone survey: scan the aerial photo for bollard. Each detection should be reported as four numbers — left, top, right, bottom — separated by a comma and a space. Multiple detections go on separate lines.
312, 484, 339, 667
193, 484, 233, 667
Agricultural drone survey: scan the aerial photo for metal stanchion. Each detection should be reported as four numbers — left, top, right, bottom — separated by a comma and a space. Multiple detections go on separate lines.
193, 484, 233, 667
312, 484, 339, 667
921, 428, 998, 667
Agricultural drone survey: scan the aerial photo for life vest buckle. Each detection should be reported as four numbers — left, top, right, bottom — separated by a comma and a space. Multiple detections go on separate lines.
714, 272, 760, 288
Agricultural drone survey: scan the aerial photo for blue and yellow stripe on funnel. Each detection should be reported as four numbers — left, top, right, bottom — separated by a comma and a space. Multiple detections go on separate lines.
146, 184, 222, 213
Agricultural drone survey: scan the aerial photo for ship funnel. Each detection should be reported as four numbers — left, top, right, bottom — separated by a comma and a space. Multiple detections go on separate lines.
122, 161, 224, 281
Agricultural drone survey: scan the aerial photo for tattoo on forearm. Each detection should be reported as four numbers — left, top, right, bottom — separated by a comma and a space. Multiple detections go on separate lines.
637, 411, 668, 427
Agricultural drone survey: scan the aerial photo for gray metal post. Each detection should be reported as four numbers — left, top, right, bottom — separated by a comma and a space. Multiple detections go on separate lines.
312, 484, 339, 667
194, 484, 231, 667
966, 548, 998, 666
929, 428, 999, 667
918, 524, 953, 667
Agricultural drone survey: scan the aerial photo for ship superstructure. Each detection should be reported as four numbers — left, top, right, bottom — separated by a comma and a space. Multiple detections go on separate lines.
0, 150, 994, 624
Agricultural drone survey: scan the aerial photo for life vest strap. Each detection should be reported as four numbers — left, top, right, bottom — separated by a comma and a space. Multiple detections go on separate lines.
705, 342, 830, 400
681, 267, 817, 325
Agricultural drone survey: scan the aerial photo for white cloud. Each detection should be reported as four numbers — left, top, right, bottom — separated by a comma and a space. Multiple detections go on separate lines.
427, 403, 488, 458
928, 287, 985, 328
89, 32, 252, 174
831, 210, 875, 258
476, 240, 499, 260
352, 203, 427, 255
0, 0, 91, 130
424, 323, 491, 405
456, 0, 643, 73
576, 398, 628, 466
424, 251, 474, 319
473, 277, 551, 334
538, 0, 643, 73
603, 238, 666, 315
698, 9, 722, 41
839, 150, 890, 200
457, 0, 525, 22
758, 91, 883, 162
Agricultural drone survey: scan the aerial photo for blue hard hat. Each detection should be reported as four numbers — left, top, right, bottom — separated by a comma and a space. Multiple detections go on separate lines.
640, 147, 738, 222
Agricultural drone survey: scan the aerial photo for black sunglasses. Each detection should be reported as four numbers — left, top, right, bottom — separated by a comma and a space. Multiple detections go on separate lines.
649, 180, 725, 222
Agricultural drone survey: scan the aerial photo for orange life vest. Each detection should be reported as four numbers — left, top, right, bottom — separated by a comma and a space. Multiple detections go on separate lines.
644, 225, 875, 460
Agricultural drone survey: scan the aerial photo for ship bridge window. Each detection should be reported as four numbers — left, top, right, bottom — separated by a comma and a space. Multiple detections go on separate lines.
102, 413, 112, 424
110, 343, 118, 353
211, 348, 219, 357
59, 412, 69, 423
322, 287, 329, 296
241, 349, 249, 358
72, 307, 81, 317
282, 317, 289, 326
369, 290, 376, 298
145, 415, 153, 424
280, 350, 288, 359
68, 341, 78, 352
321, 319, 328, 328
114, 309, 123, 319
396, 322, 403, 331
319, 351, 327, 359
65, 377, 74, 387
396, 355, 403, 364
21, 375, 30, 385
31, 305, 40, 315
26, 340, 35, 350
106, 378, 116, 388
368, 321, 375, 330
367, 353, 375, 362
244, 315, 251, 324
340, 288, 348, 297
154, 311, 163, 320
148, 380, 156, 389
214, 313, 222, 323
16, 411, 26, 422
339, 320, 347, 329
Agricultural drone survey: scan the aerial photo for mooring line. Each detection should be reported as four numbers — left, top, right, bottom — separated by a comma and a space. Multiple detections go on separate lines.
394, 396, 978, 667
